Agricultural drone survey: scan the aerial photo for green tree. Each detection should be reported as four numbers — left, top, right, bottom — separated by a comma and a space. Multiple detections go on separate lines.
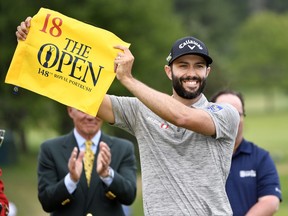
228, 12, 288, 90
226, 11, 288, 111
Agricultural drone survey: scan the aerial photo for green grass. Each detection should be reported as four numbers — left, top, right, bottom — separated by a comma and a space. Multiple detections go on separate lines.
1, 153, 45, 216
244, 111, 288, 216
1, 108, 287, 216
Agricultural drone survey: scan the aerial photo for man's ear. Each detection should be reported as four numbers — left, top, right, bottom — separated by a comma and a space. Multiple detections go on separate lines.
67, 106, 73, 117
164, 65, 172, 80
206, 66, 211, 77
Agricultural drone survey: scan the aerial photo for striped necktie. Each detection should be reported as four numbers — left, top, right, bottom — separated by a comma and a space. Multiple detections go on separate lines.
84, 140, 95, 186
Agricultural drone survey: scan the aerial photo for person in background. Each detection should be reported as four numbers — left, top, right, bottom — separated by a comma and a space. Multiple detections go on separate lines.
17, 18, 240, 215
0, 170, 9, 216
37, 107, 137, 216
0, 129, 9, 216
210, 89, 282, 216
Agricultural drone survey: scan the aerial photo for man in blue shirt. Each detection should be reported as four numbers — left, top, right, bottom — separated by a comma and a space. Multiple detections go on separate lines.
210, 90, 282, 216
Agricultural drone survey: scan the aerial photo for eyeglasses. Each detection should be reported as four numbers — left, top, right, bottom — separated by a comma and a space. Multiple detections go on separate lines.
0, 129, 5, 147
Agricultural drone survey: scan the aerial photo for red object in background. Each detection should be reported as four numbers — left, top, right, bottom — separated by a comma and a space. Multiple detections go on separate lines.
0, 169, 9, 216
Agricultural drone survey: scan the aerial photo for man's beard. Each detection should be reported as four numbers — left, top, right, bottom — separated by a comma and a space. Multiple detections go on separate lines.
172, 72, 207, 99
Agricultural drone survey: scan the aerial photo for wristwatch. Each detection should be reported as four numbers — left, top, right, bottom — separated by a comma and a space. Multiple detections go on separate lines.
101, 167, 113, 179
106, 167, 113, 178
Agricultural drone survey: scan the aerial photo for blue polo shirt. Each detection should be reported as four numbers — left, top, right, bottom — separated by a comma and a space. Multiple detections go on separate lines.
226, 139, 282, 216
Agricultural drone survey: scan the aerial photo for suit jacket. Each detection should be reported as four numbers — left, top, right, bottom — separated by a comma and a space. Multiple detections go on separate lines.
37, 131, 137, 216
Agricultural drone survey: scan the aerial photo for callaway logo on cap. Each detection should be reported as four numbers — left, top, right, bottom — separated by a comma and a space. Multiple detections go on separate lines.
166, 36, 213, 65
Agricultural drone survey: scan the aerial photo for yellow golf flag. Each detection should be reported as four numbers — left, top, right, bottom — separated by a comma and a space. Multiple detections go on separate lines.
5, 8, 130, 116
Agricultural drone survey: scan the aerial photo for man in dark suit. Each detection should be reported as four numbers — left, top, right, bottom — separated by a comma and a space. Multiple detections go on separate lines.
37, 107, 137, 216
